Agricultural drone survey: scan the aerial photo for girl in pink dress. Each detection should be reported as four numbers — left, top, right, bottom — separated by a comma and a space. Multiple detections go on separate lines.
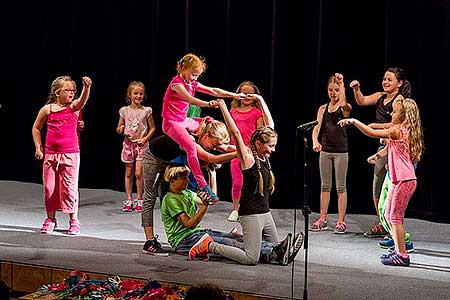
32, 76, 92, 235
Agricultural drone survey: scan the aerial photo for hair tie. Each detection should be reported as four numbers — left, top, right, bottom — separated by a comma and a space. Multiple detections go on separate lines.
204, 116, 214, 124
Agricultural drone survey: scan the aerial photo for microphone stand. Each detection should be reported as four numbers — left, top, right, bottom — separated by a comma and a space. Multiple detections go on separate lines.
294, 125, 314, 300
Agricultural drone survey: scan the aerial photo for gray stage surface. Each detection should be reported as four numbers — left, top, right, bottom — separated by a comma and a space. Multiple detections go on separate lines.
1, 181, 450, 300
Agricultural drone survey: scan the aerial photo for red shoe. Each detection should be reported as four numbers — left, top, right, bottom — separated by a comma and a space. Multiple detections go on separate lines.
122, 199, 133, 212
134, 199, 143, 212
188, 234, 213, 261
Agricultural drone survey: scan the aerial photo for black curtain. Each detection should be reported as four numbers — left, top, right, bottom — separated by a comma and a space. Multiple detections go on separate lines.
1, 0, 449, 222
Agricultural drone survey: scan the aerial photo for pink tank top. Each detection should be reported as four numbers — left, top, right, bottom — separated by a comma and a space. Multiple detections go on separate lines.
230, 107, 262, 145
388, 126, 416, 183
45, 106, 80, 154
162, 75, 199, 122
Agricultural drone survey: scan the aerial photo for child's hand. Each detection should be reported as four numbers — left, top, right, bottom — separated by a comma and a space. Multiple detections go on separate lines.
116, 124, 125, 134
132, 137, 146, 145
82, 76, 92, 87
312, 142, 322, 152
208, 100, 219, 108
367, 154, 377, 164
35, 149, 44, 160
349, 80, 360, 89
235, 92, 246, 100
335, 73, 344, 85
77, 120, 85, 131
215, 99, 226, 108
196, 190, 211, 206
337, 118, 354, 127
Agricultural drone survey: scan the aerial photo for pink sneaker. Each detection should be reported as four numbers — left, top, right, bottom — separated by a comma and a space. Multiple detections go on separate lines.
134, 199, 143, 212
41, 218, 57, 233
122, 199, 133, 212
67, 219, 80, 235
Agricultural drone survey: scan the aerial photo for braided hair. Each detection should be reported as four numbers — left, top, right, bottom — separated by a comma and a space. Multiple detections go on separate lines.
249, 126, 277, 196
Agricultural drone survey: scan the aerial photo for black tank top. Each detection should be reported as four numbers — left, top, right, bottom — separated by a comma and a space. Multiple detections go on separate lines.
375, 93, 400, 123
321, 104, 348, 153
239, 159, 271, 216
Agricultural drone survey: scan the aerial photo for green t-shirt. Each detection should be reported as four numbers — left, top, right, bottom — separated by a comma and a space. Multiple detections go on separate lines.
161, 189, 202, 248
187, 104, 202, 118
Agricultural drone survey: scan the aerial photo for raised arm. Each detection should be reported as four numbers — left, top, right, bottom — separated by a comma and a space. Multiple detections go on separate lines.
349, 80, 382, 106
335, 73, 352, 117
218, 100, 254, 169
71, 76, 92, 111
253, 94, 274, 128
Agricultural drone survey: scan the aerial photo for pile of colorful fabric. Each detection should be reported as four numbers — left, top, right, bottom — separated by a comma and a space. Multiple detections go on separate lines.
35, 270, 186, 299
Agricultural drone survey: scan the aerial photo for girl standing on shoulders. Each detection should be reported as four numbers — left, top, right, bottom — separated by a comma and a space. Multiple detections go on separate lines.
161, 53, 245, 204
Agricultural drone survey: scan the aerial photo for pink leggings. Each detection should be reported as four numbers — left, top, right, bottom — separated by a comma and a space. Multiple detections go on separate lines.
163, 118, 207, 188
43, 153, 80, 214
384, 179, 416, 225
230, 158, 243, 200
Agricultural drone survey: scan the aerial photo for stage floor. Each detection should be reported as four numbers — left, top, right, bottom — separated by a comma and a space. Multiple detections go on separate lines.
1, 181, 450, 300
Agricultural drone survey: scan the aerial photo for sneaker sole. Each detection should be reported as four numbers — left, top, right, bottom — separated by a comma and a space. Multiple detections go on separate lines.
388, 248, 415, 253
364, 233, 386, 238
281, 233, 292, 266
309, 227, 328, 232
142, 250, 170, 256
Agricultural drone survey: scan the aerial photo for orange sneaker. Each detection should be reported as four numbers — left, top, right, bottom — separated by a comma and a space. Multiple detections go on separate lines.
188, 233, 213, 261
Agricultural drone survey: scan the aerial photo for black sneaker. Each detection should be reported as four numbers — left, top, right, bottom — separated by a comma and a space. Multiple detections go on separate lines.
142, 236, 169, 256
364, 223, 388, 238
287, 231, 304, 264
273, 233, 292, 265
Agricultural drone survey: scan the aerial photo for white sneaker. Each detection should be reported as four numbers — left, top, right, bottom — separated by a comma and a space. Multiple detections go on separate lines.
227, 210, 239, 222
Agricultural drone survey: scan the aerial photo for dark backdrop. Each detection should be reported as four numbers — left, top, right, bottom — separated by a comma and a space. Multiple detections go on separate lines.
1, 0, 449, 223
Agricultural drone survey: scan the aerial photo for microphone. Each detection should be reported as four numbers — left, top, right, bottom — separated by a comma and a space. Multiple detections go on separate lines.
297, 120, 318, 131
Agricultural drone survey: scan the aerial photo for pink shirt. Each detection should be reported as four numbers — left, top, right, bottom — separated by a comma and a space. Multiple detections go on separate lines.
45, 106, 79, 154
162, 75, 199, 122
388, 126, 416, 183
119, 105, 153, 140
230, 107, 262, 145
